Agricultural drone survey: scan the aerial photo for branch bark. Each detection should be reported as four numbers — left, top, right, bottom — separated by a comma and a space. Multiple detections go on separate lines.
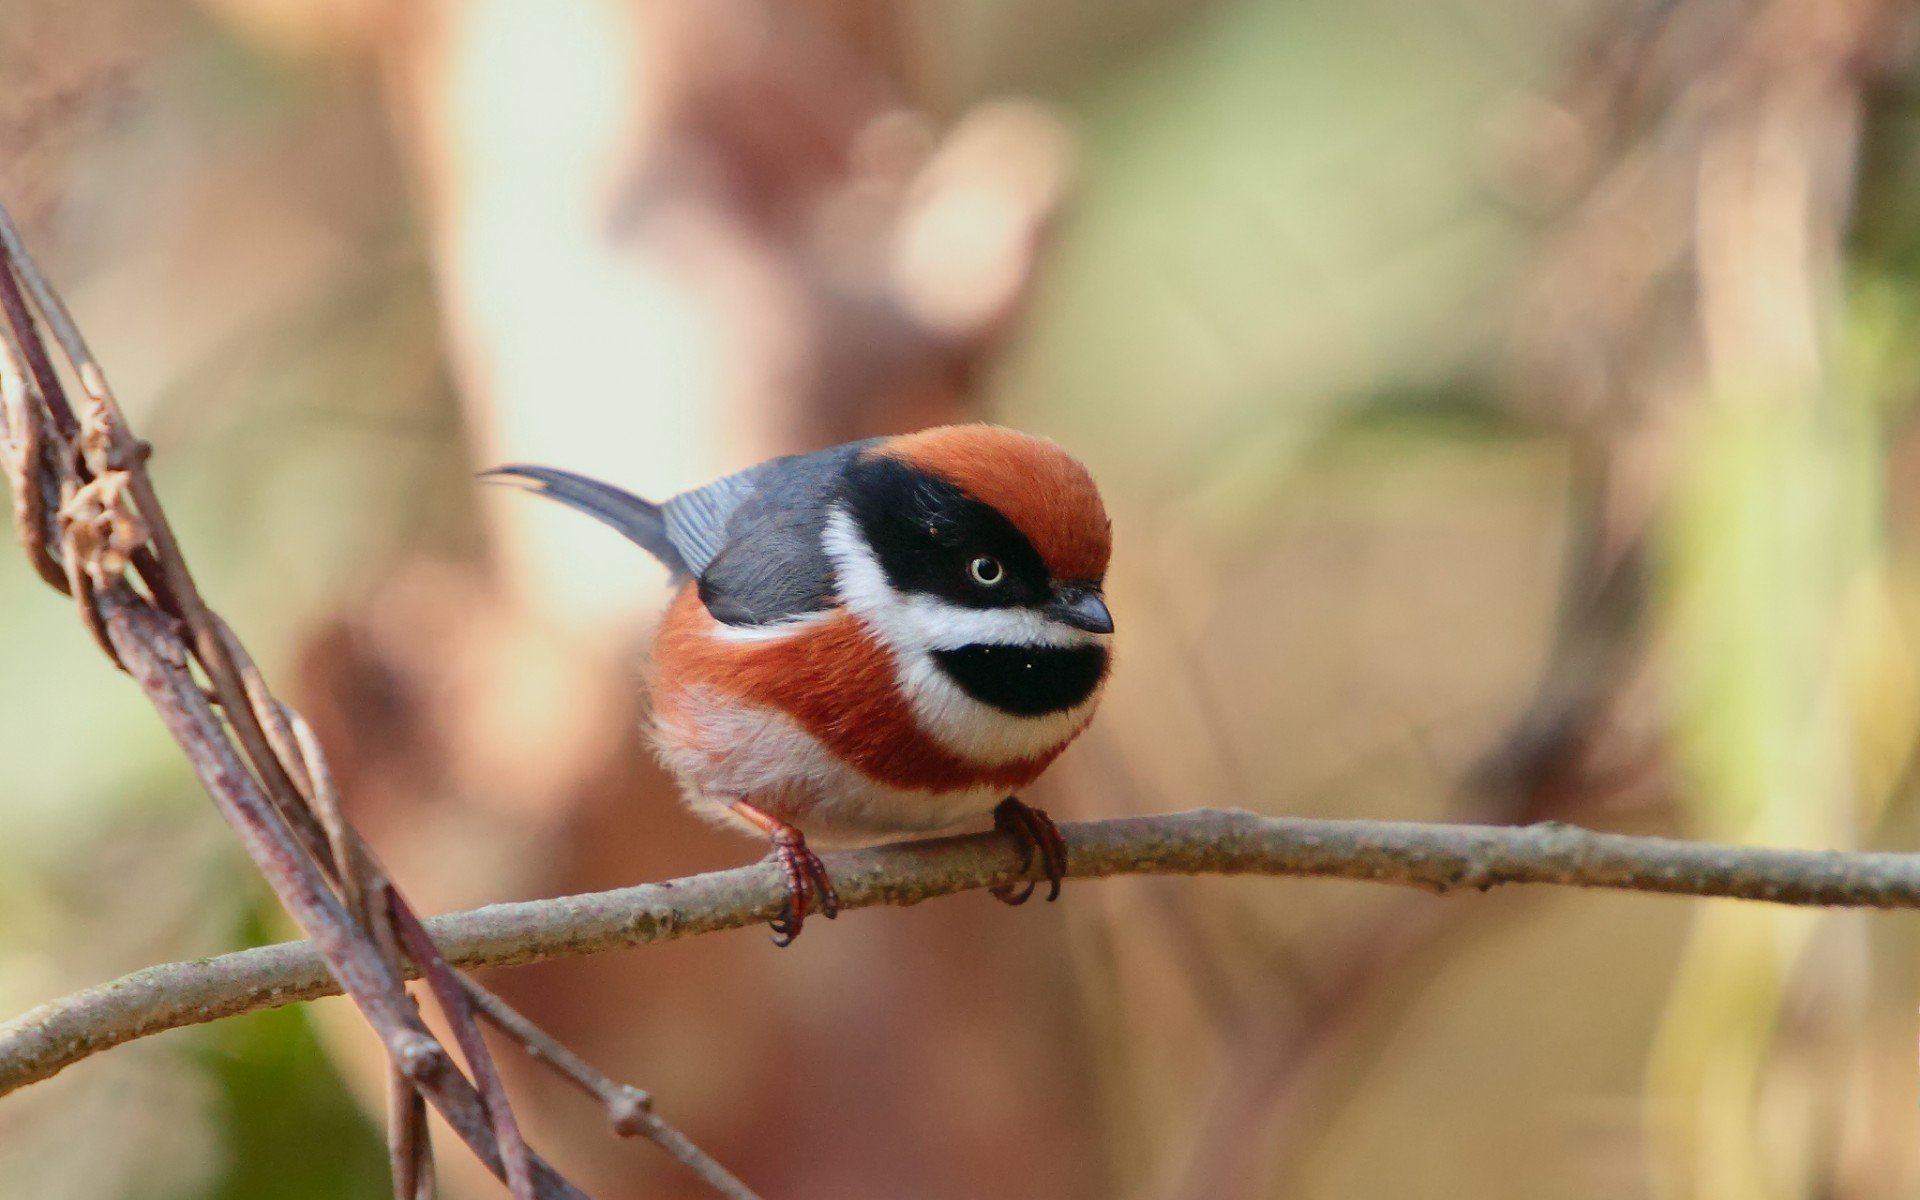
6, 808, 1919, 1100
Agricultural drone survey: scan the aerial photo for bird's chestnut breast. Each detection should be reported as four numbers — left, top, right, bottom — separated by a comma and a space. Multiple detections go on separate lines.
649, 587, 1070, 794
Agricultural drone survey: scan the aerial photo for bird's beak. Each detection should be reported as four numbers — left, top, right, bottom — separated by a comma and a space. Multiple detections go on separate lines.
1051, 586, 1114, 634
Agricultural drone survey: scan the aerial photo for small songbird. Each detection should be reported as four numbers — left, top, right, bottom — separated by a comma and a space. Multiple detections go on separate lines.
484, 425, 1114, 943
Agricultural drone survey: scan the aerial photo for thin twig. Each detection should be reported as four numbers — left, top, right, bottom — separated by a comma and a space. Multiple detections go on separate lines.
0, 201, 560, 1199
460, 983, 764, 1200
0, 199, 797, 1197
8, 808, 1920, 1102
390, 1066, 436, 1200
281, 695, 440, 1200
0, 322, 65, 590
239, 623, 541, 1197
211, 615, 538, 1198
0, 247, 74, 435
97, 595, 587, 1200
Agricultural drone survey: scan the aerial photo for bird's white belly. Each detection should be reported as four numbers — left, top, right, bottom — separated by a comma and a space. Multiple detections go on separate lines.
652, 689, 1008, 846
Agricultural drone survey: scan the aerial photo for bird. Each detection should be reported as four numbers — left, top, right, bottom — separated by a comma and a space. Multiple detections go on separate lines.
483, 424, 1114, 944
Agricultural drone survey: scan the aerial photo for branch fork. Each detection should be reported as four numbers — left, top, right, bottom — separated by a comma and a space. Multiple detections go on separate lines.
0, 203, 757, 1200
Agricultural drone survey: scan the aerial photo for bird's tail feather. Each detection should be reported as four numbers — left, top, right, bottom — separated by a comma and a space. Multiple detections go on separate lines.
480, 465, 690, 576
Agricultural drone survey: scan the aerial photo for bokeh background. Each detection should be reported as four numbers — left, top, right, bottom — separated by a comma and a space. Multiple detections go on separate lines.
4, 0, 1920, 1197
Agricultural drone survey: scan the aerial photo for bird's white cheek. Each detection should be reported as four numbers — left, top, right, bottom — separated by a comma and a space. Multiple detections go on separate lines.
895, 653, 1103, 762
893, 600, 1105, 651
822, 506, 1107, 763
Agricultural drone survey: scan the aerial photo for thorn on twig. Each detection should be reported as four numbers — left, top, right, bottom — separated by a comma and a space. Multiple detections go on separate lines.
58, 470, 147, 591
76, 396, 113, 474
607, 1086, 657, 1137
111, 435, 151, 471
394, 1031, 449, 1083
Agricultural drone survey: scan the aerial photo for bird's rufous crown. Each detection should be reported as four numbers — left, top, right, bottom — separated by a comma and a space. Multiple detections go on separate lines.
878, 425, 1111, 584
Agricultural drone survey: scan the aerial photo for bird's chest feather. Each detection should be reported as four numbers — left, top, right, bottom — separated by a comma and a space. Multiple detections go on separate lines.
647, 587, 1085, 807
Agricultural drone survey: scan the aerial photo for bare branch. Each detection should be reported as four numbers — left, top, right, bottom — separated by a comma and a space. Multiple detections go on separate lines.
459, 982, 763, 1200
0, 194, 763, 1196
6, 808, 1919, 1102
98, 594, 585, 1200
0, 199, 588, 1197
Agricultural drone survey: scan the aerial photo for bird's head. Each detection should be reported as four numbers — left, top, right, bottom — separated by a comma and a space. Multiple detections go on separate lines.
826, 425, 1113, 722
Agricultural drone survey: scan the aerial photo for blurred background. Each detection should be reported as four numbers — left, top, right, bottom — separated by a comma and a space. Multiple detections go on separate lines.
3, 0, 1920, 1197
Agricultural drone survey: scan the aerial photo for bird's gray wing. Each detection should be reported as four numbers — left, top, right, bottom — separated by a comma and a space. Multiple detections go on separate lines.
672, 439, 876, 626
659, 464, 763, 577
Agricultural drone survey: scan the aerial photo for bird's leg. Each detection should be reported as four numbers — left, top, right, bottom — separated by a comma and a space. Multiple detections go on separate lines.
730, 800, 839, 946
990, 796, 1068, 906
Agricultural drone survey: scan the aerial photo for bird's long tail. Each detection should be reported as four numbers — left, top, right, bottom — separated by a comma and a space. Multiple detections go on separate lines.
480, 464, 690, 576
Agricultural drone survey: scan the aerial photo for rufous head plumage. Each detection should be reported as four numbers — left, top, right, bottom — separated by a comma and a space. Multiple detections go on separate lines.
878, 426, 1111, 586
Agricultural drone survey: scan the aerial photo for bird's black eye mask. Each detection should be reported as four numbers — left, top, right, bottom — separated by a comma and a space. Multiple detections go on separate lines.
842, 455, 1053, 610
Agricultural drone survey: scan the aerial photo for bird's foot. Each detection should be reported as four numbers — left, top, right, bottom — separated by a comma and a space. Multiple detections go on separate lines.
765, 824, 839, 946
730, 800, 839, 945
990, 796, 1068, 906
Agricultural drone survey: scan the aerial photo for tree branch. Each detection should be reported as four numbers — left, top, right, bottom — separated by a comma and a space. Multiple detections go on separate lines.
0, 200, 580, 1197
5, 808, 1919, 1101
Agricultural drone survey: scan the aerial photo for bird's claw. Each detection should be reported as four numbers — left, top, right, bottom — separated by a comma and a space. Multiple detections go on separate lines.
768, 825, 838, 946
990, 797, 1067, 906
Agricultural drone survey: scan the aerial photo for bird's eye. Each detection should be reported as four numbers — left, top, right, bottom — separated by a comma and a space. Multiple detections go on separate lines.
968, 556, 1005, 587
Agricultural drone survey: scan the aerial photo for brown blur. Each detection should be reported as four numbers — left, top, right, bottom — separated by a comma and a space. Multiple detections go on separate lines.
5, 1, 1920, 1198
